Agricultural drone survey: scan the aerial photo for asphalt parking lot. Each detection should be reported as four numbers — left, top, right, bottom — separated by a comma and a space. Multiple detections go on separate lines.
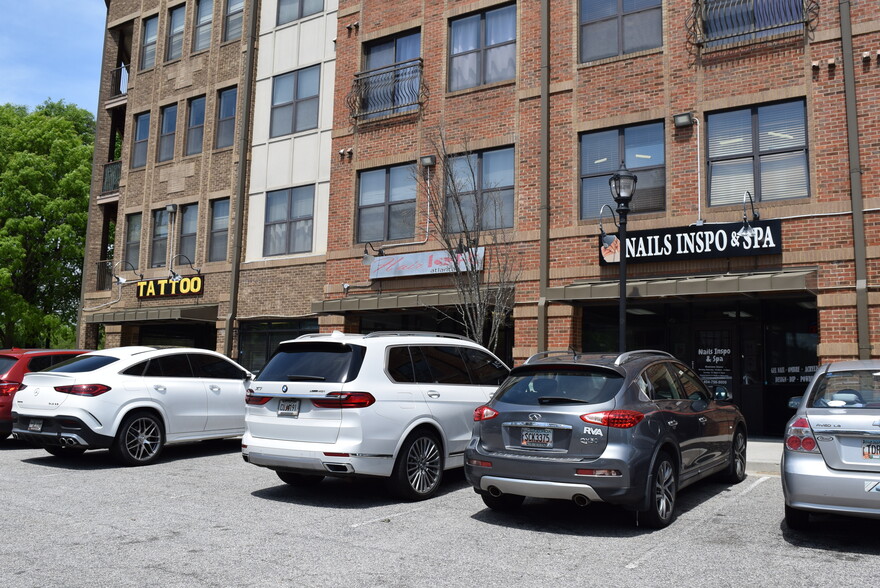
3, 438, 880, 588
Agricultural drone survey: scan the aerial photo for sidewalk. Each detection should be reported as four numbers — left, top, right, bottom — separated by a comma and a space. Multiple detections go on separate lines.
747, 437, 783, 475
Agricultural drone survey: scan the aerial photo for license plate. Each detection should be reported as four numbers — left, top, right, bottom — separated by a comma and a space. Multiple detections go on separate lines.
863, 440, 880, 460
28, 419, 43, 432
521, 428, 553, 448
278, 399, 300, 417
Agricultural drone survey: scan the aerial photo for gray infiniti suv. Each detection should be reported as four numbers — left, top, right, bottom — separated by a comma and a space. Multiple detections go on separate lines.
464, 350, 747, 528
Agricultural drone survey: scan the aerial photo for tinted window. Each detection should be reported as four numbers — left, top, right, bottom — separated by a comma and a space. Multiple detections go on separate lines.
28, 354, 81, 373
420, 346, 470, 384
143, 354, 194, 377
0, 356, 17, 375
644, 364, 681, 400
189, 353, 244, 379
49, 355, 119, 373
496, 368, 623, 405
809, 370, 880, 409
671, 363, 710, 402
387, 347, 416, 383
461, 348, 508, 385
122, 361, 149, 376
257, 342, 364, 383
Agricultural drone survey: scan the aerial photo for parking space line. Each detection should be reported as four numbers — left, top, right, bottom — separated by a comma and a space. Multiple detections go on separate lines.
738, 476, 770, 497
350, 507, 425, 528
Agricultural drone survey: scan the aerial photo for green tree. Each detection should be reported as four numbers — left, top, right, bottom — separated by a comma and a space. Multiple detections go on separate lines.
0, 99, 94, 348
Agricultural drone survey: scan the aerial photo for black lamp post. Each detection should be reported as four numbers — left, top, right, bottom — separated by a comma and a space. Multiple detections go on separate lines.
609, 162, 637, 353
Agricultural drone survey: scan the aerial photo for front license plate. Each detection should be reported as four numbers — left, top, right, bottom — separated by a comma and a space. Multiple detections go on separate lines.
278, 399, 300, 417
521, 428, 553, 448
863, 440, 880, 460
28, 419, 43, 432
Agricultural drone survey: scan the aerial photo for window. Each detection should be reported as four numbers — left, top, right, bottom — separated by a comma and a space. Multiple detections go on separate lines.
132, 112, 151, 168
357, 164, 416, 243
166, 4, 186, 61
209, 198, 230, 262
188, 353, 245, 379
580, 0, 662, 62
269, 66, 320, 138
151, 209, 170, 267
223, 0, 244, 42
185, 96, 206, 155
702, 0, 804, 45
216, 87, 237, 148
264, 185, 315, 256
278, 0, 322, 26
580, 122, 664, 219
125, 213, 142, 270
449, 4, 516, 91
361, 31, 421, 118
179, 203, 198, 263
140, 16, 158, 70
447, 147, 514, 231
144, 354, 194, 377
707, 100, 807, 205
645, 363, 681, 400
158, 104, 177, 162
193, 0, 213, 52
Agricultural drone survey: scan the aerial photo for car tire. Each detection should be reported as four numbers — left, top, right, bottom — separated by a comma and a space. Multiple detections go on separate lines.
785, 504, 810, 530
481, 492, 525, 512
640, 451, 677, 529
276, 471, 324, 486
111, 411, 164, 466
44, 445, 87, 457
388, 430, 443, 501
722, 427, 747, 484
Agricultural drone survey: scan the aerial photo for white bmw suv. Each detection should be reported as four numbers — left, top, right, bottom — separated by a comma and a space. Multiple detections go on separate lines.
242, 331, 510, 500
12, 346, 251, 465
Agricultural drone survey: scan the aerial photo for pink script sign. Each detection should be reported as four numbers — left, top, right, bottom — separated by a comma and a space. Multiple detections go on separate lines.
369, 248, 485, 279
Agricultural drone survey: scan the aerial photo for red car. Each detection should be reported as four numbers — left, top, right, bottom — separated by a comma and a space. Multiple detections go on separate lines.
0, 349, 90, 441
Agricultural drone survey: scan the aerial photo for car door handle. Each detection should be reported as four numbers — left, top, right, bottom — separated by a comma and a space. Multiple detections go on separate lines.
698, 416, 708, 424
209, 385, 221, 392
427, 391, 441, 398
667, 419, 678, 428
153, 385, 166, 392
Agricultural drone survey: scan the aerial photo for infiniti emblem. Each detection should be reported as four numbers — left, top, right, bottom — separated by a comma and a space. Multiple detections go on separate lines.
528, 413, 542, 421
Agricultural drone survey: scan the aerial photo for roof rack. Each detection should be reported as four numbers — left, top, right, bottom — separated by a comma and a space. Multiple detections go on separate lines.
614, 350, 673, 366
363, 331, 473, 342
523, 350, 581, 364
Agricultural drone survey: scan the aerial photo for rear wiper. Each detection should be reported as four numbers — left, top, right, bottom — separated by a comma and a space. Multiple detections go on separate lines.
286, 374, 326, 381
537, 396, 592, 404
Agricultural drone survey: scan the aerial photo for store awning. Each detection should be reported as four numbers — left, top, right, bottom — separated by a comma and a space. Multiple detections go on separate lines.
545, 269, 817, 302
312, 290, 463, 314
85, 304, 219, 324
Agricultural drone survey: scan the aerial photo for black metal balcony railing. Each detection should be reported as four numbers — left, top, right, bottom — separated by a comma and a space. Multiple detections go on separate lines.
102, 161, 121, 193
687, 0, 819, 47
109, 64, 129, 98
346, 58, 427, 122
96, 259, 114, 291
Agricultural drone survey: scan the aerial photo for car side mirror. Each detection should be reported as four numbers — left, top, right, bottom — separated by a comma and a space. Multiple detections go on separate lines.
714, 386, 732, 402
788, 396, 802, 409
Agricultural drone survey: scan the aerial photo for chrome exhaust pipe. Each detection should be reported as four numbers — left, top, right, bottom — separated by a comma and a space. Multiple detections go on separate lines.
572, 494, 591, 507
488, 486, 503, 498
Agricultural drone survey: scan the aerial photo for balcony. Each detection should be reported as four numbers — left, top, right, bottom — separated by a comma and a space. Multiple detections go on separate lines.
687, 0, 819, 48
345, 58, 427, 123
95, 259, 114, 291
109, 64, 129, 98
102, 161, 122, 194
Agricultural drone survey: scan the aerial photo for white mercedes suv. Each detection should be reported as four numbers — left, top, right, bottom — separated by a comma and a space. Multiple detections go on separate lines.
242, 331, 510, 500
12, 346, 251, 465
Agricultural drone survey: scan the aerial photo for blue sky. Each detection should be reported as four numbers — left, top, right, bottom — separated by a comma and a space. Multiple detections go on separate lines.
0, 1, 107, 115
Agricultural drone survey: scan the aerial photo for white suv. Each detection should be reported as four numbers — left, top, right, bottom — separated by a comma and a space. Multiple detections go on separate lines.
242, 331, 510, 500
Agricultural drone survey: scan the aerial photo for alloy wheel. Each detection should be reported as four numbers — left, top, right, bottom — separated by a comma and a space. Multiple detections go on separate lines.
405, 436, 441, 495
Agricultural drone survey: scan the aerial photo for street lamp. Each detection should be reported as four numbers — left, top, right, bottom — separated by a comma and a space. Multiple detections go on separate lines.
609, 161, 637, 353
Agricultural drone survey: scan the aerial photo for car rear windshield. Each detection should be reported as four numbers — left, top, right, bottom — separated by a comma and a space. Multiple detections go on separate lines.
494, 368, 624, 406
256, 342, 366, 383
809, 370, 880, 409
47, 355, 119, 373
0, 356, 17, 376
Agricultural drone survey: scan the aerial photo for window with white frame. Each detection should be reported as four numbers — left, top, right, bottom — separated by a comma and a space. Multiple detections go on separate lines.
179, 203, 198, 263
151, 209, 169, 267
270, 66, 320, 138
357, 164, 416, 243
132, 112, 151, 169
140, 16, 158, 70
185, 96, 205, 155
166, 4, 186, 61
223, 0, 244, 42
215, 87, 237, 148
264, 186, 315, 256
158, 104, 177, 162
449, 4, 516, 92
580, 122, 665, 218
193, 0, 213, 52
278, 0, 323, 26
125, 213, 142, 270
707, 100, 808, 205
580, 0, 662, 62
209, 198, 230, 262
447, 147, 515, 232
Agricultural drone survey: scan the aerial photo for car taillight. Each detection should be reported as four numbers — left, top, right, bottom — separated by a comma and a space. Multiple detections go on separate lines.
54, 384, 111, 397
245, 389, 272, 405
581, 410, 645, 428
0, 381, 20, 396
312, 392, 375, 409
473, 405, 499, 421
785, 417, 820, 453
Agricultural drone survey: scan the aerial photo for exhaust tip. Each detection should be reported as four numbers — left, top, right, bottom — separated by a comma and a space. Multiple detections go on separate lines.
488, 486, 502, 498
573, 494, 590, 507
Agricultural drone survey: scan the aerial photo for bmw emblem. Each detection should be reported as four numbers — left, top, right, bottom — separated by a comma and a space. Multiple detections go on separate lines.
281, 385, 288, 393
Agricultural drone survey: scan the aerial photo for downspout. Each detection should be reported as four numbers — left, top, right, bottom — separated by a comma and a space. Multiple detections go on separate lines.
839, 0, 870, 359
537, 0, 550, 353
225, 0, 259, 358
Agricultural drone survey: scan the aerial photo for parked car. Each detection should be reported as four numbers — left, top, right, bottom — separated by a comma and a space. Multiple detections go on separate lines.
0, 348, 91, 441
464, 350, 747, 528
782, 360, 880, 529
11, 346, 251, 465
242, 331, 510, 500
